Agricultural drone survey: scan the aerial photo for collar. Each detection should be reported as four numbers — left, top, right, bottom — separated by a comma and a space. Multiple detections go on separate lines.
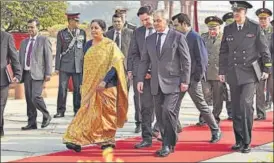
157, 27, 169, 35
29, 34, 38, 40
115, 30, 122, 34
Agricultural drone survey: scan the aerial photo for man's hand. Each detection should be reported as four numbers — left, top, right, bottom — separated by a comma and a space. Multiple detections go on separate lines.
45, 76, 51, 82
180, 83, 189, 92
137, 82, 144, 93
261, 72, 269, 80
127, 71, 133, 80
145, 73, 151, 79
219, 75, 225, 83
12, 77, 19, 83
97, 81, 106, 91
55, 70, 59, 75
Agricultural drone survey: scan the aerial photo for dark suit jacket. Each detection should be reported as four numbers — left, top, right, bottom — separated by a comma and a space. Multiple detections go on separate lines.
105, 28, 133, 70
19, 35, 52, 81
219, 18, 271, 85
137, 29, 191, 95
127, 26, 147, 76
186, 29, 208, 82
0, 31, 22, 86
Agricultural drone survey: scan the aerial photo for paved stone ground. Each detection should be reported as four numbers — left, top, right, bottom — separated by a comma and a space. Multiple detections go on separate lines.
1, 88, 273, 162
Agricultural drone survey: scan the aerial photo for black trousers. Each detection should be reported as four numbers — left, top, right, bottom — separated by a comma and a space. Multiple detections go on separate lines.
57, 71, 81, 114
153, 87, 180, 146
230, 82, 256, 145
23, 71, 50, 125
0, 85, 9, 133
133, 77, 154, 142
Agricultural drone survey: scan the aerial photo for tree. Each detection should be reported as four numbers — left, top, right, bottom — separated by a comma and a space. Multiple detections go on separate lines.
1, 1, 68, 32
140, 0, 158, 9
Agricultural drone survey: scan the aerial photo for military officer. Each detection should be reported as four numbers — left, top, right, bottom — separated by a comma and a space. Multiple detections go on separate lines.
108, 8, 137, 31
54, 13, 86, 118
219, 1, 272, 153
255, 8, 273, 119
200, 16, 231, 124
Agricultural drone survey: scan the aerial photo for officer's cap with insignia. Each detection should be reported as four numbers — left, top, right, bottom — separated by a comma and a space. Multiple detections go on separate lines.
66, 12, 80, 21
230, 1, 253, 11
205, 16, 223, 27
256, 8, 272, 18
115, 7, 128, 14
222, 12, 234, 24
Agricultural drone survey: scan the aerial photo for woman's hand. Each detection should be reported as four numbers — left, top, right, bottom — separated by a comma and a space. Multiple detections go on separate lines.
97, 81, 106, 91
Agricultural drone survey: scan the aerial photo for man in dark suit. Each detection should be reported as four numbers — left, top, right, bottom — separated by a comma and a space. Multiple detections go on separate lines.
108, 8, 137, 31
54, 13, 86, 118
19, 19, 52, 130
0, 31, 22, 137
219, 1, 271, 153
172, 13, 222, 143
137, 10, 191, 157
105, 13, 133, 78
127, 6, 155, 135
254, 8, 273, 120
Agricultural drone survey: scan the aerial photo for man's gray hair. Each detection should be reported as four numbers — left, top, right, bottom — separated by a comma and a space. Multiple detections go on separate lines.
153, 9, 169, 22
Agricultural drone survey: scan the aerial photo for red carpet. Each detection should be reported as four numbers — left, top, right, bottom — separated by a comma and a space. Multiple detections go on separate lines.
14, 112, 273, 162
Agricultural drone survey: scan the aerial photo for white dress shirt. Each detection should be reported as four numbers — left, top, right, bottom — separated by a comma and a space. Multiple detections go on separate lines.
24, 34, 38, 70
156, 27, 169, 53
145, 27, 155, 38
113, 30, 122, 48
237, 23, 244, 31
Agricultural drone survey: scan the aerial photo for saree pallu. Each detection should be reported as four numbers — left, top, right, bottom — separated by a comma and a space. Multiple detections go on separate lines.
63, 38, 128, 146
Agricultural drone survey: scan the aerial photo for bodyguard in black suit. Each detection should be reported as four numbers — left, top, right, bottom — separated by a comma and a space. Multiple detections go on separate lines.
0, 31, 22, 137
219, 1, 272, 153
172, 13, 221, 143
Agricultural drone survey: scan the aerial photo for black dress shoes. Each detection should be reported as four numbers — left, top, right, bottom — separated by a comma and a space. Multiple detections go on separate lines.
66, 143, 81, 152
241, 144, 251, 153
21, 124, 37, 130
53, 113, 64, 118
227, 116, 233, 120
101, 144, 116, 150
196, 121, 206, 126
134, 124, 141, 133
231, 143, 243, 151
254, 116, 266, 121
156, 146, 171, 157
210, 131, 222, 143
135, 141, 152, 149
41, 116, 52, 128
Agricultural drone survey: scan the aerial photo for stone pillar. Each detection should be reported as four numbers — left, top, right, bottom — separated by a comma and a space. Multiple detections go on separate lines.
169, 1, 174, 19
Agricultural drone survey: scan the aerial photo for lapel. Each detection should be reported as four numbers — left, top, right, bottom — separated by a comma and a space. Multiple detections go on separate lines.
231, 19, 250, 51
121, 29, 126, 51
149, 33, 158, 59
32, 35, 40, 57
160, 29, 172, 59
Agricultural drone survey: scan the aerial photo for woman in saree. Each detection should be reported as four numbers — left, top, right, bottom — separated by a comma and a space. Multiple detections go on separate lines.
63, 19, 128, 152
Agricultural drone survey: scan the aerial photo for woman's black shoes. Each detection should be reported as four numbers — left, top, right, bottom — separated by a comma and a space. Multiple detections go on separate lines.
66, 143, 81, 152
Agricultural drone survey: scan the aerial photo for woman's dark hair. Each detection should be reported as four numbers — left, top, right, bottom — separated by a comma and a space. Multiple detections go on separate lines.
90, 19, 107, 31
171, 13, 191, 27
137, 5, 153, 16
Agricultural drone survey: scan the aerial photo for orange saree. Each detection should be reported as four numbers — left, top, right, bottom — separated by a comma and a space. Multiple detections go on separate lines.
63, 38, 128, 146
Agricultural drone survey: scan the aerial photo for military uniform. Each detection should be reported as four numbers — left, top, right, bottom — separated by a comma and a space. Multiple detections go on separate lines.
255, 8, 273, 119
219, 1, 272, 153
200, 16, 232, 125
54, 13, 86, 117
